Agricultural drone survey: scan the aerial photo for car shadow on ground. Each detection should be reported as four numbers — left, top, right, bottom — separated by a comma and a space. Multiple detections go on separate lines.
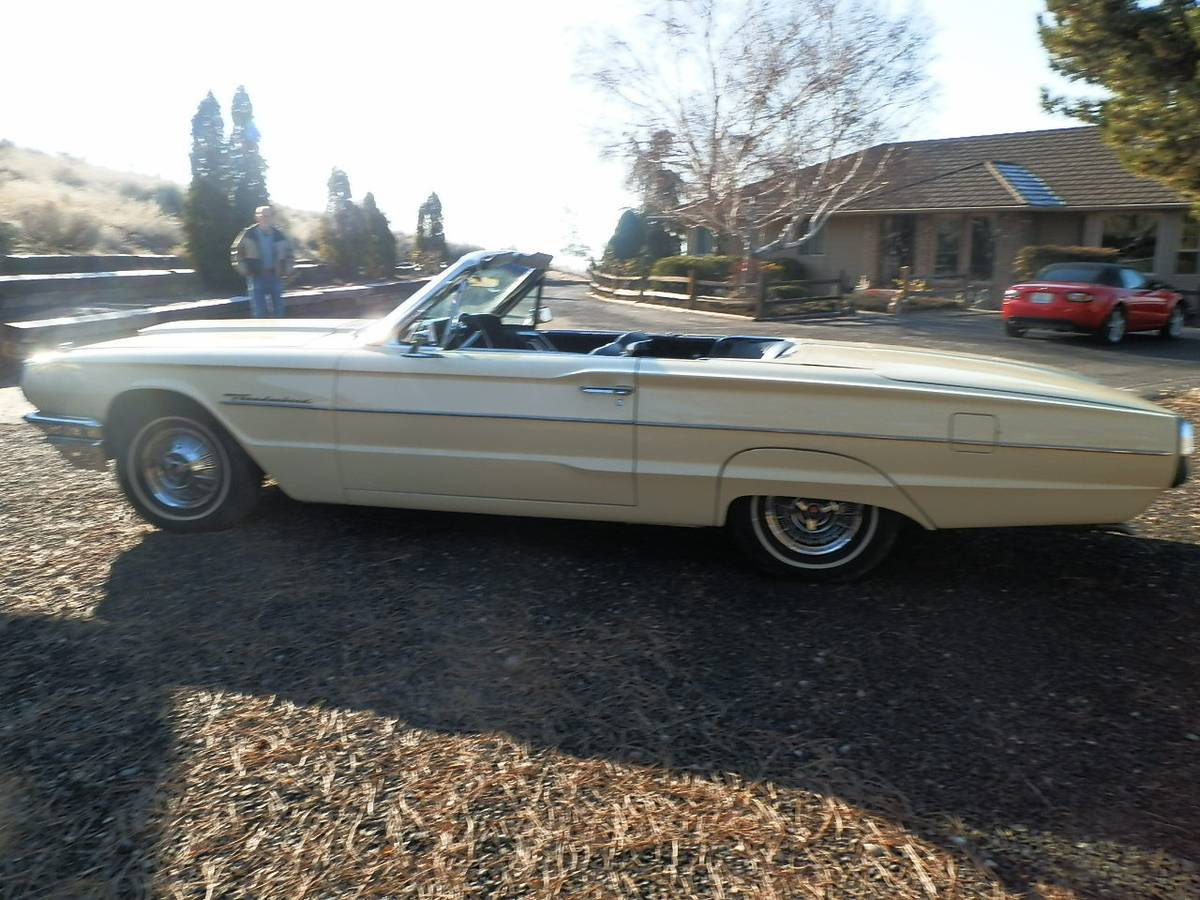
4, 492, 1199, 896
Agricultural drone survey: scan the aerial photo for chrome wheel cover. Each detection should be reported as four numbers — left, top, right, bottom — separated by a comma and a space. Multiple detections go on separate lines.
761, 497, 866, 556
1107, 309, 1125, 342
131, 417, 228, 518
1168, 307, 1184, 337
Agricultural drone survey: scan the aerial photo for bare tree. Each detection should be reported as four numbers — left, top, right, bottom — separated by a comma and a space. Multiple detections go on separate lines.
586, 0, 932, 274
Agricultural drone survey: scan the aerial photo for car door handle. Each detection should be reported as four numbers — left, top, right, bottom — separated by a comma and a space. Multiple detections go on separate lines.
580, 385, 635, 396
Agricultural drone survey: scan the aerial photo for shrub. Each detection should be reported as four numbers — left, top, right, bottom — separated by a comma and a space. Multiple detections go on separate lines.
649, 254, 737, 280
153, 184, 185, 218
53, 166, 88, 188
769, 281, 835, 300
1013, 245, 1119, 281
17, 202, 101, 252
761, 256, 807, 281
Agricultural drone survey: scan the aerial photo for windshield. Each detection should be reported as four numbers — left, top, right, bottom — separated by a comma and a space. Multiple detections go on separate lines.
359, 250, 549, 345
405, 263, 534, 335
1036, 264, 1119, 286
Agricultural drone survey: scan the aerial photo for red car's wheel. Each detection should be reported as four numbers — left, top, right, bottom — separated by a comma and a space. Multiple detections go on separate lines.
1160, 305, 1185, 339
1098, 306, 1126, 345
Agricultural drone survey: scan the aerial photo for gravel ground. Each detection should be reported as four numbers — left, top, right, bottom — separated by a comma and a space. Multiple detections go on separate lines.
1, 395, 1198, 898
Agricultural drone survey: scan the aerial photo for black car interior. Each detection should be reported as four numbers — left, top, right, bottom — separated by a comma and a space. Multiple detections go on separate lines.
440, 317, 794, 360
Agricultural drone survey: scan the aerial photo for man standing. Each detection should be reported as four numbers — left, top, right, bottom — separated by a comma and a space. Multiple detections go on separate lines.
231, 206, 295, 317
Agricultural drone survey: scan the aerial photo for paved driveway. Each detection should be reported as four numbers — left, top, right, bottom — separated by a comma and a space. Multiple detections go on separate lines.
544, 280, 1200, 398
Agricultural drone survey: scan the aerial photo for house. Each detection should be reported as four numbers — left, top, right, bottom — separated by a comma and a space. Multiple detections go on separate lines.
686, 126, 1195, 300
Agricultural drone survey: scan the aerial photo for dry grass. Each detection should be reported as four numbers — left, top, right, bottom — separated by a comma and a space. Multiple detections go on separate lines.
1, 397, 1199, 897
0, 144, 182, 254
0, 143, 326, 257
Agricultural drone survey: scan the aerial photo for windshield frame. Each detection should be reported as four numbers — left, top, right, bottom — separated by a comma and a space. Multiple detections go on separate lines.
359, 250, 552, 346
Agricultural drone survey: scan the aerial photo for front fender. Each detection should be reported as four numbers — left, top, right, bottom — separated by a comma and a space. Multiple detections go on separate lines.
715, 448, 934, 529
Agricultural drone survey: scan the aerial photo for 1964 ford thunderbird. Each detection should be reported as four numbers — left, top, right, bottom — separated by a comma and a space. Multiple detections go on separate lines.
21, 250, 1194, 580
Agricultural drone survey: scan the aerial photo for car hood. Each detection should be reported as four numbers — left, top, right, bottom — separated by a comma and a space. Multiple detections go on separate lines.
94, 318, 371, 351
782, 340, 1166, 413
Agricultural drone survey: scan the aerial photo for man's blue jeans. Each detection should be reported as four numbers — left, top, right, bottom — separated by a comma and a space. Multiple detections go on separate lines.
248, 275, 285, 317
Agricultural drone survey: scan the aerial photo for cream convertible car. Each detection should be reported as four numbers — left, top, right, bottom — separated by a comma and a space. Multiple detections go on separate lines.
23, 251, 1194, 580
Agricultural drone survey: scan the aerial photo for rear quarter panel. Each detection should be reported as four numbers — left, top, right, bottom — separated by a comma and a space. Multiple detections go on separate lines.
633, 358, 1178, 528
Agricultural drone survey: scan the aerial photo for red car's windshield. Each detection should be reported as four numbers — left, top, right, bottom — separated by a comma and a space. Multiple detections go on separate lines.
1035, 264, 1120, 286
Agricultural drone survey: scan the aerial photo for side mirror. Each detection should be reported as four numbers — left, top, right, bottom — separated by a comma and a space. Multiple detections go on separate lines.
536, 306, 554, 324
402, 325, 442, 357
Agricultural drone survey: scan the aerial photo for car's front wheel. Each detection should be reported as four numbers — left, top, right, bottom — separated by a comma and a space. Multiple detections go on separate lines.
1160, 304, 1185, 339
728, 496, 900, 581
116, 404, 260, 532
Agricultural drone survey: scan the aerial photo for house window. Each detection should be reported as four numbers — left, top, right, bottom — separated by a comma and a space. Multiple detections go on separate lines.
1177, 213, 1200, 275
1101, 214, 1158, 271
934, 218, 962, 276
690, 227, 713, 255
879, 214, 915, 281
969, 217, 995, 279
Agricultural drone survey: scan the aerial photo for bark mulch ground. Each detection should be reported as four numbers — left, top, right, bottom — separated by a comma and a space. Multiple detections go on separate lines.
1, 395, 1198, 898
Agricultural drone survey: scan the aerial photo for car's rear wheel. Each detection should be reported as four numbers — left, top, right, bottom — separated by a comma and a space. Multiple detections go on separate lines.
1005, 320, 1026, 338
1098, 306, 1126, 345
1160, 305, 1185, 339
116, 403, 260, 532
728, 496, 900, 581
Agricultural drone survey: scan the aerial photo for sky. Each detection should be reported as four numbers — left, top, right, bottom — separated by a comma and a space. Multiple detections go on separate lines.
1, 0, 1084, 261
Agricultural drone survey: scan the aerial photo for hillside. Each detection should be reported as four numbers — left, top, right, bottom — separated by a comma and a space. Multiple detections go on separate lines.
0, 141, 325, 257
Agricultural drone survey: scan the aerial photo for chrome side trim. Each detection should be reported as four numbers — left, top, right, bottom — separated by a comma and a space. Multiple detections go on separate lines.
209, 401, 1173, 457
335, 405, 630, 427
221, 398, 321, 409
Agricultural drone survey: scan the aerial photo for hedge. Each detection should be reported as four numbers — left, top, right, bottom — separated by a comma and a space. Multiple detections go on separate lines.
756, 257, 807, 282
649, 255, 737, 280
1013, 245, 1119, 281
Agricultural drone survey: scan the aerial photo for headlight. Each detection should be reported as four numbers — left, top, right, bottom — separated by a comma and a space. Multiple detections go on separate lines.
1181, 420, 1195, 457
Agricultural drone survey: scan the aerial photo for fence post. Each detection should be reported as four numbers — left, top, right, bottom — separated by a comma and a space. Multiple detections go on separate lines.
756, 274, 768, 319
639, 274, 647, 302
687, 269, 697, 308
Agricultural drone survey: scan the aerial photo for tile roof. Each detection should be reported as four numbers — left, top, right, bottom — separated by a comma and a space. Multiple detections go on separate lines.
840, 126, 1185, 212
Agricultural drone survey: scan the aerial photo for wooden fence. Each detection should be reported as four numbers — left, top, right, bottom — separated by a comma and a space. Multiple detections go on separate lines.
589, 269, 851, 320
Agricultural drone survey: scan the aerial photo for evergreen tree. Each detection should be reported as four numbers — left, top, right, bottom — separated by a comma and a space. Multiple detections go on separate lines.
414, 192, 447, 261
228, 85, 270, 229
183, 92, 238, 288
1040, 1, 1200, 203
362, 192, 398, 279
643, 222, 679, 262
316, 168, 367, 279
604, 209, 645, 260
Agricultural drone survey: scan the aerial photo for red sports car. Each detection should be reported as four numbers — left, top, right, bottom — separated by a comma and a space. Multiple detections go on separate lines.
1002, 262, 1186, 345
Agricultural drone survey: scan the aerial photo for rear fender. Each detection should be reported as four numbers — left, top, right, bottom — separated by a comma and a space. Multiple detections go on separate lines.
715, 448, 934, 529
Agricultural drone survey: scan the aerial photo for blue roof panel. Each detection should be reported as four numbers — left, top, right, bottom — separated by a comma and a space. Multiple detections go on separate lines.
993, 161, 1065, 207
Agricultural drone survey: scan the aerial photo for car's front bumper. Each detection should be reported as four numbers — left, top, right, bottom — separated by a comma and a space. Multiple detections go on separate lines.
23, 412, 108, 471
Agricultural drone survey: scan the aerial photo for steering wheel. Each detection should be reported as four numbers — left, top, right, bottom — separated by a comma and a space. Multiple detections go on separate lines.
442, 313, 492, 350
